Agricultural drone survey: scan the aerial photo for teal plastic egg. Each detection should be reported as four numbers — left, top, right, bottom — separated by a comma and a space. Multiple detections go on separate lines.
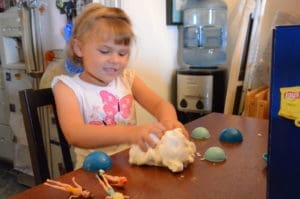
262, 153, 268, 164
204, 146, 226, 162
82, 151, 112, 172
219, 127, 243, 143
191, 127, 211, 140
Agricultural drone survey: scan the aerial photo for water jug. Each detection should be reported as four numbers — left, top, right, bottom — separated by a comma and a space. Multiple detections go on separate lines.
182, 0, 227, 67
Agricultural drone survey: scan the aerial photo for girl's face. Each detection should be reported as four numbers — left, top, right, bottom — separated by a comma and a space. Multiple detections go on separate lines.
74, 35, 130, 86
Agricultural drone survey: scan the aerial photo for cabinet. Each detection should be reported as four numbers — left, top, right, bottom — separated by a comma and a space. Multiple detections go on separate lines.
268, 25, 300, 199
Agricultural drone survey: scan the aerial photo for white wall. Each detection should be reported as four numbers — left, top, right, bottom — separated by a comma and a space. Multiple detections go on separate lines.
122, 0, 179, 124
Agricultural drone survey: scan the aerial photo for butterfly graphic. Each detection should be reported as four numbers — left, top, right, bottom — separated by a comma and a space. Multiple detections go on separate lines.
98, 90, 133, 125
88, 108, 107, 126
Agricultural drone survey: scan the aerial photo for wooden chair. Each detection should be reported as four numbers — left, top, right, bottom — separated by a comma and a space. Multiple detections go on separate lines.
19, 88, 73, 185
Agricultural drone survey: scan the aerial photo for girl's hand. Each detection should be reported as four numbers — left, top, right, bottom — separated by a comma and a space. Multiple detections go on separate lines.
160, 119, 189, 138
130, 123, 165, 152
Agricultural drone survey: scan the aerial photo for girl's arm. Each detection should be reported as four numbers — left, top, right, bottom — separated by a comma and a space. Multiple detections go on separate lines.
53, 81, 164, 151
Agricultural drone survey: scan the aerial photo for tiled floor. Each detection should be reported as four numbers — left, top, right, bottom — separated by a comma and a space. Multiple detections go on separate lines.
0, 161, 29, 199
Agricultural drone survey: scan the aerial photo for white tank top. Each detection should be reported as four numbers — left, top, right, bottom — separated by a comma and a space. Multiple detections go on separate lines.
51, 68, 136, 168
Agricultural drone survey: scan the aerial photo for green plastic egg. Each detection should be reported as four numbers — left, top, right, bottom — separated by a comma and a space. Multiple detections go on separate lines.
262, 153, 268, 164
204, 146, 226, 162
191, 127, 211, 140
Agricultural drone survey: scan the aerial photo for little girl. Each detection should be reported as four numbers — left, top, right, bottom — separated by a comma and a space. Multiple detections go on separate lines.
51, 3, 188, 169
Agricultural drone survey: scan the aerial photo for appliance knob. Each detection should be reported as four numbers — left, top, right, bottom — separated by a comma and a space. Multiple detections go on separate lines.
180, 99, 188, 108
196, 100, 204, 109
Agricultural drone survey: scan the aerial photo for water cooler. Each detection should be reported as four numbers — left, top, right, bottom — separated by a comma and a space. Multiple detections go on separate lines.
176, 0, 227, 123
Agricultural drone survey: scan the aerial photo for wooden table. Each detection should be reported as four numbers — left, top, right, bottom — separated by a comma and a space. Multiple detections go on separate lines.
9, 113, 268, 199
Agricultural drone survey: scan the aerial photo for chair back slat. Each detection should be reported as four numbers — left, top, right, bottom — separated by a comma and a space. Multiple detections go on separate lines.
19, 88, 73, 185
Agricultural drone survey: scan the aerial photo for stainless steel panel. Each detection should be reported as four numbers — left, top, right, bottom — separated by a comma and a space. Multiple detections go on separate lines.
0, 124, 14, 162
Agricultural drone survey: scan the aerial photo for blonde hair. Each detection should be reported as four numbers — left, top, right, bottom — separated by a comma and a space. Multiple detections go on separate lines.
67, 3, 135, 66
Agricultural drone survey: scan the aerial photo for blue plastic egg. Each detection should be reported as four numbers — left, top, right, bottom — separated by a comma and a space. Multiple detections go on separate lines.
219, 127, 243, 143
82, 151, 112, 172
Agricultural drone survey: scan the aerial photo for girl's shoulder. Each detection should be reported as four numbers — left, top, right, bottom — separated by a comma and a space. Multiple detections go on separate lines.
121, 68, 135, 85
51, 74, 78, 88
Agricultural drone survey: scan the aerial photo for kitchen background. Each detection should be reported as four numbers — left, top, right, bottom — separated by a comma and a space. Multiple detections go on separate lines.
0, 0, 299, 192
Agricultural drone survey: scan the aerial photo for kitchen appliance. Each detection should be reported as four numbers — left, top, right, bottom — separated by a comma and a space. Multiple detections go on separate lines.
176, 67, 226, 123
0, 5, 43, 187
177, 67, 226, 113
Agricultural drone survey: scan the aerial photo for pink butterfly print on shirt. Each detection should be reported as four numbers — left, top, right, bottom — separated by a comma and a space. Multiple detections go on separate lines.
88, 109, 106, 126
100, 90, 133, 125
89, 120, 105, 125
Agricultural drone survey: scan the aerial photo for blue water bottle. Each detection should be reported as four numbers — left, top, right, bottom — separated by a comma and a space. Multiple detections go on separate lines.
182, 0, 228, 67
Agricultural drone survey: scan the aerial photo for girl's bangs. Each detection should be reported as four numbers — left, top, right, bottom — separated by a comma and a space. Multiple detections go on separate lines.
95, 20, 133, 45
